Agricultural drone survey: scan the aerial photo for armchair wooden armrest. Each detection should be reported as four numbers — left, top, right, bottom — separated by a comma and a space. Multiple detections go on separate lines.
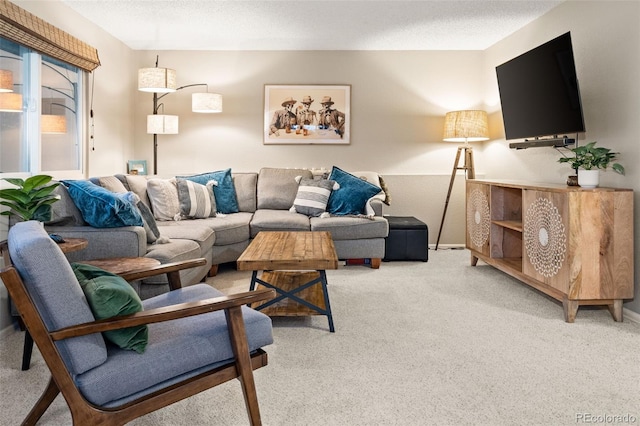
116, 258, 208, 290
50, 289, 275, 340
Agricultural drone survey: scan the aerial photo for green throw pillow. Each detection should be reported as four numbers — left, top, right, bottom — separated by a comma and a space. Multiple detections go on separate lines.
72, 263, 148, 353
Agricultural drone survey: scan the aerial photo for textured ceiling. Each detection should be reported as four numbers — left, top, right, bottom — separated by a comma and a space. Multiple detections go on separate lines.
62, 0, 562, 51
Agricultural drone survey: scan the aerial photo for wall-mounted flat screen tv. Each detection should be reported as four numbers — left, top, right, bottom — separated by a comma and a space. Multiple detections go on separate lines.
496, 32, 585, 144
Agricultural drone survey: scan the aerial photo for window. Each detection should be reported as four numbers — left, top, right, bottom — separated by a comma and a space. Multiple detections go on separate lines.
0, 37, 84, 175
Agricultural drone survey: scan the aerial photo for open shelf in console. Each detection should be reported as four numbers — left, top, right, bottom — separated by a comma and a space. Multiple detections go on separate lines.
491, 186, 522, 223
489, 185, 523, 269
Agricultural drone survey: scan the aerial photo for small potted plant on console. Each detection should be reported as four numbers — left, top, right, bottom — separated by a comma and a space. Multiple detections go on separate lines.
558, 141, 625, 188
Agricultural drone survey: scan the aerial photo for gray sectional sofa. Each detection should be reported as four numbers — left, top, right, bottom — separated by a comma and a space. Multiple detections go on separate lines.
46, 167, 389, 299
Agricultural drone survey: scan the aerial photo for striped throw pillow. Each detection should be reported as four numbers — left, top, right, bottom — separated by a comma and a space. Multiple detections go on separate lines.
290, 176, 339, 217
176, 179, 217, 219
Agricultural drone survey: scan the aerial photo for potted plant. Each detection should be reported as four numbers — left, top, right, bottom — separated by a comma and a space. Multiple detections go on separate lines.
558, 141, 625, 188
0, 175, 61, 222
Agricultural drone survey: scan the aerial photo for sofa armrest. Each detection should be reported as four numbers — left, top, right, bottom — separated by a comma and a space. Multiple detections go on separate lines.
44, 225, 147, 261
369, 198, 384, 216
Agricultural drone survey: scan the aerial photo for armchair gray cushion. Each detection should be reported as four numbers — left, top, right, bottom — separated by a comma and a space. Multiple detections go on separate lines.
8, 221, 107, 374
76, 284, 273, 407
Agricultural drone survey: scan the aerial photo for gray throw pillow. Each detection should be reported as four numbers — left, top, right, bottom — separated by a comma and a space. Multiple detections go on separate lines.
289, 176, 339, 217
176, 178, 217, 219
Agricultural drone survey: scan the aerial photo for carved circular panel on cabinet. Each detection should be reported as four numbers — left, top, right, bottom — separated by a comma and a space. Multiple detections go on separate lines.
524, 198, 566, 277
466, 189, 490, 248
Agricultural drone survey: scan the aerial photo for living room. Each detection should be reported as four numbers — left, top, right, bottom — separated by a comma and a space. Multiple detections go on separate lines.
0, 1, 638, 424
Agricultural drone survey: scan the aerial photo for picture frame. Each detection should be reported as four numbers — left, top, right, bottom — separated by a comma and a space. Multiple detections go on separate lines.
264, 84, 350, 144
127, 160, 147, 175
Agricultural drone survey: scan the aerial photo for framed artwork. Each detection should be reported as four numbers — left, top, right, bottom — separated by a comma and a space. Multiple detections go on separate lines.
264, 84, 350, 144
127, 160, 147, 175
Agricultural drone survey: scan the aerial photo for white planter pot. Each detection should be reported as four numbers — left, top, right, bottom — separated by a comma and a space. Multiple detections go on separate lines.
578, 169, 599, 188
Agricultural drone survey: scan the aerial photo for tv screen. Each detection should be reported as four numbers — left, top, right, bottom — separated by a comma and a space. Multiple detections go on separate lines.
496, 32, 585, 141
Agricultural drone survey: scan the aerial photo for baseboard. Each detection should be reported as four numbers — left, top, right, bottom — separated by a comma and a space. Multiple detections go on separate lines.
624, 308, 640, 324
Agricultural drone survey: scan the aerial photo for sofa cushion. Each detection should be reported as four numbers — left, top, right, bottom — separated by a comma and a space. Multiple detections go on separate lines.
96, 176, 129, 193
170, 213, 252, 246
46, 184, 85, 226
155, 222, 215, 254
290, 176, 338, 217
257, 168, 313, 210
250, 209, 310, 237
143, 238, 206, 287
62, 180, 144, 228
327, 166, 382, 215
72, 263, 148, 353
145, 238, 202, 265
310, 215, 389, 240
232, 173, 258, 213
147, 178, 180, 221
124, 174, 152, 208
176, 179, 217, 219
178, 169, 239, 214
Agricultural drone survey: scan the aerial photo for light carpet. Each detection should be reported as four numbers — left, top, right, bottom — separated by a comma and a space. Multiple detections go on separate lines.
1, 249, 638, 425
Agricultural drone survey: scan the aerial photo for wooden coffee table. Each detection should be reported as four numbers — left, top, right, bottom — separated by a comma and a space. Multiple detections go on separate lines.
237, 231, 339, 332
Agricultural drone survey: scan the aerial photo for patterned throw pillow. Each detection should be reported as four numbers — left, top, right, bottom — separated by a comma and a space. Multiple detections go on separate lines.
176, 178, 217, 219
289, 176, 339, 217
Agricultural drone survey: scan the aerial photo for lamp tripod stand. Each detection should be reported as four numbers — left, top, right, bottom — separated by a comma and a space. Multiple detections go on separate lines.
435, 145, 475, 250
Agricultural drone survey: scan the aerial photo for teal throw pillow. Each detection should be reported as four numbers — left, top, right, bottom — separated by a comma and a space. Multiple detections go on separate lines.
178, 168, 239, 214
62, 180, 143, 228
327, 166, 382, 215
72, 263, 148, 353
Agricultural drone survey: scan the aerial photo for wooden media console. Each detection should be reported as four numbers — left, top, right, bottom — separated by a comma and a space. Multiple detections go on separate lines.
465, 180, 634, 322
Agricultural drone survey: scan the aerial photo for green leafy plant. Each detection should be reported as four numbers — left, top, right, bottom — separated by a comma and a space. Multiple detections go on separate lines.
0, 175, 61, 222
558, 141, 625, 174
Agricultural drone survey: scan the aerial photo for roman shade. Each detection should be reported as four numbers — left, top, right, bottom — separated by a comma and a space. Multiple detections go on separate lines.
0, 0, 100, 71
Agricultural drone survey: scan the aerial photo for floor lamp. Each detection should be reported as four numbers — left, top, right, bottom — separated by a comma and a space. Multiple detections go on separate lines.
139, 56, 223, 175
435, 110, 489, 250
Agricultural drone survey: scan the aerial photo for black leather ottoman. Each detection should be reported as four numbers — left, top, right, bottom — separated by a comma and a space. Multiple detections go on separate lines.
383, 216, 428, 261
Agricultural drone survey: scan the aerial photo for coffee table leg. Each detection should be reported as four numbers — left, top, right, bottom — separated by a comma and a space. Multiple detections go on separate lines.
319, 270, 335, 332
249, 270, 258, 291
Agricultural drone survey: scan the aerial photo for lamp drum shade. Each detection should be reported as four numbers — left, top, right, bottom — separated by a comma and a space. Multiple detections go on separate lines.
192, 92, 222, 113
0, 92, 23, 112
138, 68, 177, 93
147, 114, 179, 134
0, 69, 13, 92
41, 115, 67, 134
443, 110, 489, 142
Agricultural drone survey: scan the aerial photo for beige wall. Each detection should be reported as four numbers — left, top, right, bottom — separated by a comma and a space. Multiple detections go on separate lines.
133, 50, 485, 178
1, 1, 638, 327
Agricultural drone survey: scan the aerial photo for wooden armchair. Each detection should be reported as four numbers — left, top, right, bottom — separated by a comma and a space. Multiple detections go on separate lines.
2, 221, 275, 425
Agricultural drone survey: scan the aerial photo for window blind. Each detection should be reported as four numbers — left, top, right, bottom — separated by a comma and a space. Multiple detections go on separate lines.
0, 0, 100, 71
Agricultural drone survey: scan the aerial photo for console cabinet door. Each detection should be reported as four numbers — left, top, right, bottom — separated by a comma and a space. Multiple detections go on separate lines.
522, 190, 571, 293
465, 182, 491, 257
